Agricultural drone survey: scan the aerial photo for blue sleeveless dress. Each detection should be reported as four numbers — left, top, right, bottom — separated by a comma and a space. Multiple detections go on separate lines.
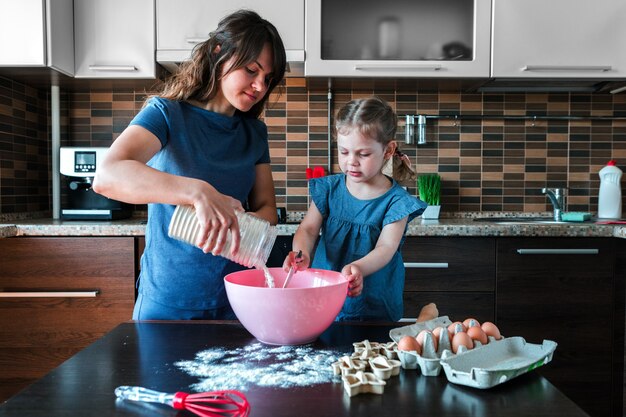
309, 174, 427, 321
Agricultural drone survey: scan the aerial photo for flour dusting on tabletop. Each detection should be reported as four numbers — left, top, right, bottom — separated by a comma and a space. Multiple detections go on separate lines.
175, 343, 347, 391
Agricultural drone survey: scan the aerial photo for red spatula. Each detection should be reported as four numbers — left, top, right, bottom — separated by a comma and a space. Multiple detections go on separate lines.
115, 386, 250, 417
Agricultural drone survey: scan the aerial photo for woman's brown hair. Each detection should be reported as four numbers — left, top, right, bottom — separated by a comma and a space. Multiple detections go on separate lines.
156, 9, 286, 118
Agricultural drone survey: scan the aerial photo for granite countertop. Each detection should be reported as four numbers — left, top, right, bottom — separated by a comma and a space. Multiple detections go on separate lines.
0, 213, 624, 238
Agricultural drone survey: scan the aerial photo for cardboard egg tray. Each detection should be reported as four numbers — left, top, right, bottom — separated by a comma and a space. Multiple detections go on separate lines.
389, 317, 557, 388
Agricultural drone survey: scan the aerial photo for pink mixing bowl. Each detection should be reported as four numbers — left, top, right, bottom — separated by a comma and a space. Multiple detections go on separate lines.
224, 267, 348, 345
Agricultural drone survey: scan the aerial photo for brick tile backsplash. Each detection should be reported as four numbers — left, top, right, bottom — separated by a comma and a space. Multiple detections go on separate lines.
1, 75, 626, 215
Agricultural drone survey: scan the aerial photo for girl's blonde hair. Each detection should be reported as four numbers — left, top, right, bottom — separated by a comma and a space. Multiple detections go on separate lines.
335, 97, 415, 181
153, 10, 286, 118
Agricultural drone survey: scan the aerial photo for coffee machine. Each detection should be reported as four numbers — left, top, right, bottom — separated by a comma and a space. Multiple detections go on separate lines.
60, 147, 131, 220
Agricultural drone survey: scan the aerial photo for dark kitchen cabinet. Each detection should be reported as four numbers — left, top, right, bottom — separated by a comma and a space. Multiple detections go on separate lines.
0, 237, 135, 402
496, 237, 620, 417
401, 237, 496, 321
615, 239, 626, 417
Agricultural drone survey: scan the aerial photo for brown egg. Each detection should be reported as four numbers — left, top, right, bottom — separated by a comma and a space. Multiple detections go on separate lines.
463, 317, 481, 328
398, 335, 422, 354
433, 326, 451, 343
416, 329, 438, 352
467, 325, 489, 345
451, 331, 474, 353
481, 321, 502, 340
447, 321, 467, 334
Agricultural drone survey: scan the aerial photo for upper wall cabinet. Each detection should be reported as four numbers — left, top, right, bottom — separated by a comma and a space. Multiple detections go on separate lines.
74, 0, 155, 79
492, 0, 626, 78
305, 0, 491, 78
156, 0, 305, 74
0, 0, 74, 75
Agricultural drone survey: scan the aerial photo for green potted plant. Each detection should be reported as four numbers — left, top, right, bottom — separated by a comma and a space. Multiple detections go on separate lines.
418, 173, 441, 220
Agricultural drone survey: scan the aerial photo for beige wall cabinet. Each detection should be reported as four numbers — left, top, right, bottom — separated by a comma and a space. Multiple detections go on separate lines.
156, 0, 305, 73
0, 237, 136, 402
492, 0, 626, 78
0, 0, 74, 75
74, 0, 155, 78
305, 0, 491, 78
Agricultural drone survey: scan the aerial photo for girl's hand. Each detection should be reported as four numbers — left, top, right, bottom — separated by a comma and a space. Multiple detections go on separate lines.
282, 250, 308, 272
341, 264, 363, 297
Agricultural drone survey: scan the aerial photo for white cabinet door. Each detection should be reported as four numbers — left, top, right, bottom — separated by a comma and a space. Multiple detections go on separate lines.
305, 0, 491, 78
0, 0, 74, 75
0, 0, 46, 66
74, 0, 155, 78
492, 0, 626, 78
156, 0, 304, 68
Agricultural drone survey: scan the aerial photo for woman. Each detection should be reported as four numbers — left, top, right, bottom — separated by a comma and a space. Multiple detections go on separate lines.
93, 10, 286, 320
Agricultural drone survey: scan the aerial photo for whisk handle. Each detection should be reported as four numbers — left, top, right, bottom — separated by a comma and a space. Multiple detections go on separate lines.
114, 386, 175, 406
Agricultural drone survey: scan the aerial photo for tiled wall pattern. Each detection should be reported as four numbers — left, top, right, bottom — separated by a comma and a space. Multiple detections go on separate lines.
0, 76, 51, 213
2, 74, 626, 215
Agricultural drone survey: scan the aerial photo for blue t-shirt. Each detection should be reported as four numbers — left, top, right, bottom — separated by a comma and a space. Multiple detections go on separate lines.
310, 174, 426, 321
131, 97, 271, 310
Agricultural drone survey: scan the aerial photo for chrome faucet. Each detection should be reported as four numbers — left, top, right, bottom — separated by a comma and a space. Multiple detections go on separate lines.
541, 188, 566, 222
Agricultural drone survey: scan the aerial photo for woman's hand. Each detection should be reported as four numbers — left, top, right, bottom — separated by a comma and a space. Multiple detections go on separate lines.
341, 263, 363, 297
193, 186, 244, 256
282, 250, 308, 272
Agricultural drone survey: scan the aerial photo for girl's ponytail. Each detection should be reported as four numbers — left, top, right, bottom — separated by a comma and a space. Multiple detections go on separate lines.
391, 149, 416, 182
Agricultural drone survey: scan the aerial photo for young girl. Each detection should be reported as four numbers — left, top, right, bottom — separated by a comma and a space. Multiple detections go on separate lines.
284, 97, 427, 322
93, 10, 286, 320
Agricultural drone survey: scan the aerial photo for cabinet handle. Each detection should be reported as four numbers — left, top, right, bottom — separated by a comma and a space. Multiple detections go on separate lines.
88, 65, 137, 72
522, 65, 612, 72
186, 37, 208, 44
0, 291, 99, 298
404, 262, 449, 268
354, 64, 442, 71
516, 249, 599, 255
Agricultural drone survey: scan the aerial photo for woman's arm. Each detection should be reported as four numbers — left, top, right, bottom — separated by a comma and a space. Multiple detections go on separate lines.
247, 163, 278, 225
93, 125, 243, 254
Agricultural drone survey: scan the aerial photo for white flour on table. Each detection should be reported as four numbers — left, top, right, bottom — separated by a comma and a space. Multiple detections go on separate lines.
175, 343, 347, 391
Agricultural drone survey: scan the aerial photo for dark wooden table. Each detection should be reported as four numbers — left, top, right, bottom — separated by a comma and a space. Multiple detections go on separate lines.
0, 321, 589, 417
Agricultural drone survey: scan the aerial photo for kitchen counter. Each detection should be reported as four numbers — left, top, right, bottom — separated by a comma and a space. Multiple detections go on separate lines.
0, 215, 623, 238
0, 321, 590, 417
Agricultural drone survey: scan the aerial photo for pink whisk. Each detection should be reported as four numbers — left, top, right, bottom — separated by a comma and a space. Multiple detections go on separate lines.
115, 386, 250, 417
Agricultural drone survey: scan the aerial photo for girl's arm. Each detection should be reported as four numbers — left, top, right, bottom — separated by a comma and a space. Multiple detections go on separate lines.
92, 125, 243, 255
283, 201, 323, 271
247, 163, 278, 225
342, 216, 409, 296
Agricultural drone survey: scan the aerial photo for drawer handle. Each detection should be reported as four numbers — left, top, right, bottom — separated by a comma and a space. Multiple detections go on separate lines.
522, 65, 612, 72
354, 64, 442, 71
516, 249, 599, 255
404, 262, 449, 268
0, 291, 99, 298
186, 37, 208, 44
88, 65, 137, 72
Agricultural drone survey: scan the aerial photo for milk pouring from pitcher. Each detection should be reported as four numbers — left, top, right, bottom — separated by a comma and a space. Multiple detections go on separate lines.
598, 160, 623, 219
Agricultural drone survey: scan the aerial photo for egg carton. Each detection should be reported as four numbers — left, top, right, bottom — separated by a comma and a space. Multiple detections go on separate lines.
389, 315, 453, 343
390, 319, 558, 387
394, 321, 495, 376
440, 336, 557, 389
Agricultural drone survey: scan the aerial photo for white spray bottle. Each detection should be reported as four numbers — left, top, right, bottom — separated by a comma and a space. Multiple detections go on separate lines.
598, 160, 622, 219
